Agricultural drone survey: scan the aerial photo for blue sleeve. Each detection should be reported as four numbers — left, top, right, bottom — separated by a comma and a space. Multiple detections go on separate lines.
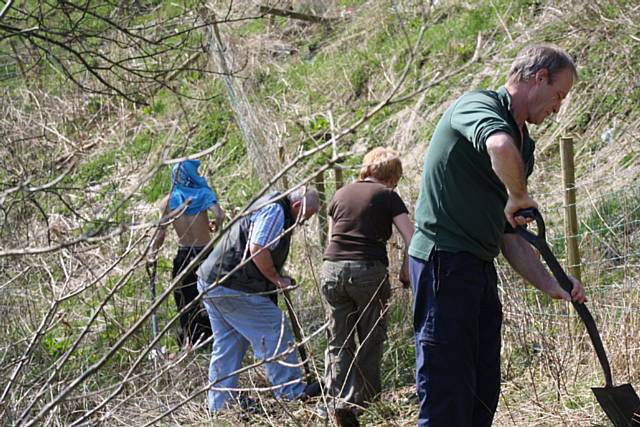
249, 203, 285, 249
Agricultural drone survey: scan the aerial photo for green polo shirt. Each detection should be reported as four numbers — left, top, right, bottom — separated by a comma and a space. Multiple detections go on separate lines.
409, 86, 535, 262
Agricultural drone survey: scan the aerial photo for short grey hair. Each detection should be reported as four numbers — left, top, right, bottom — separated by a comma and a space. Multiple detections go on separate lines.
288, 186, 320, 212
507, 44, 578, 84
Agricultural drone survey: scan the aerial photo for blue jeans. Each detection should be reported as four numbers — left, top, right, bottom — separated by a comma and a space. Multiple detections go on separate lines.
198, 278, 305, 411
410, 252, 502, 427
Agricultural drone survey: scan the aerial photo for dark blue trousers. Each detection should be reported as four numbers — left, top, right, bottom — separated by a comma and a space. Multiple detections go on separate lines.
410, 252, 502, 427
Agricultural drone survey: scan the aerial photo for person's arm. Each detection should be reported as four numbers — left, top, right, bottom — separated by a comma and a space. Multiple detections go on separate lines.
149, 196, 170, 262
208, 203, 225, 232
393, 213, 413, 246
486, 132, 538, 228
393, 213, 414, 288
248, 203, 291, 289
250, 243, 292, 289
501, 233, 586, 303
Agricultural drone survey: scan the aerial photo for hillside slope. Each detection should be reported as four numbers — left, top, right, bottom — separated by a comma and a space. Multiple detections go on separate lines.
1, 0, 639, 425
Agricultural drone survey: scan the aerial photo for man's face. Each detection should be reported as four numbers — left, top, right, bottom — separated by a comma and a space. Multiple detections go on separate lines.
527, 68, 574, 125
293, 200, 317, 225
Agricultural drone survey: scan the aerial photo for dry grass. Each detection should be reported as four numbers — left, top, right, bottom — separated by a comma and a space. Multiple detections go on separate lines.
1, 0, 639, 426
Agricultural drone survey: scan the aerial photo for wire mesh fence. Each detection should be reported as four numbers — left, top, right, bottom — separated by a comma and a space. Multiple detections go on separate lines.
1, 0, 638, 421
493, 160, 640, 425
0, 145, 638, 426
0, 55, 18, 81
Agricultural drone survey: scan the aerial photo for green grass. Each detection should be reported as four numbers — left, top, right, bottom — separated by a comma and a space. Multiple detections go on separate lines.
133, 77, 264, 207
254, 0, 537, 152
581, 186, 640, 237
42, 330, 73, 359
4, 0, 640, 425
143, 167, 171, 203
126, 131, 157, 161
236, 18, 269, 37
75, 150, 117, 185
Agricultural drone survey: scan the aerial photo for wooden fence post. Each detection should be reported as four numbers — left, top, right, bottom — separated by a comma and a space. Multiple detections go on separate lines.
560, 136, 582, 282
315, 170, 327, 248
334, 165, 343, 191
278, 144, 289, 190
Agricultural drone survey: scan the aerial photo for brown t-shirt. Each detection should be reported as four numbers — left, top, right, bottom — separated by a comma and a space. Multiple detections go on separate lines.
323, 181, 408, 265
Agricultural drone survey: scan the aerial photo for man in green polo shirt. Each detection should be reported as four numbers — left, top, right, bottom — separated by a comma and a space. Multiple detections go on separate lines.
409, 44, 587, 427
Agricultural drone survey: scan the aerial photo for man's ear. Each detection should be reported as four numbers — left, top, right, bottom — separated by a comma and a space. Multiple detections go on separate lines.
291, 200, 301, 217
535, 68, 549, 84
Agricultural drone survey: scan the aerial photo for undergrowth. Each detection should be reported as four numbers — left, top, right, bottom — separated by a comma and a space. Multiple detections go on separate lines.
1, 0, 639, 426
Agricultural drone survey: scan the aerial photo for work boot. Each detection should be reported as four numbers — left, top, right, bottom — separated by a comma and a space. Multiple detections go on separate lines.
222, 393, 261, 415
334, 408, 360, 427
301, 381, 322, 400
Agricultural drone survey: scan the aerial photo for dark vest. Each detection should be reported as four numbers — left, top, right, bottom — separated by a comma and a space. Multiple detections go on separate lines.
197, 192, 293, 300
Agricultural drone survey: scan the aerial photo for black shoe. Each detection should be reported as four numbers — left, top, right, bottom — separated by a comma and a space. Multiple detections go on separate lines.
224, 394, 261, 415
239, 395, 259, 412
315, 403, 360, 427
334, 408, 360, 427
301, 381, 322, 400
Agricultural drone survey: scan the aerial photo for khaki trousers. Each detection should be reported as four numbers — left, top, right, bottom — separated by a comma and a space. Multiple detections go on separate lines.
322, 260, 391, 409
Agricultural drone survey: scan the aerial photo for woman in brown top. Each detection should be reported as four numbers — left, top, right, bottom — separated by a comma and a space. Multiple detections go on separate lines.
321, 147, 414, 426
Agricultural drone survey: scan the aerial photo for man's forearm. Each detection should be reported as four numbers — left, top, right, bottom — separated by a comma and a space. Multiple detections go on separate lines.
210, 203, 225, 229
150, 228, 166, 254
501, 233, 553, 293
250, 243, 285, 287
502, 233, 587, 303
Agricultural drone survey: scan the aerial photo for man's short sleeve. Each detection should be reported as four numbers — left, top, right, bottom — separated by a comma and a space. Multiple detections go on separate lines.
450, 92, 515, 152
250, 203, 285, 249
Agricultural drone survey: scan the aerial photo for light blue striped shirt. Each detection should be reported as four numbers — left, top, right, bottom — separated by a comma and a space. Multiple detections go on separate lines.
250, 203, 285, 250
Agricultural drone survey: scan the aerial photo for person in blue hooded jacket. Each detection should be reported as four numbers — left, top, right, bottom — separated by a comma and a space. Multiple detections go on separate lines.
150, 159, 225, 346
